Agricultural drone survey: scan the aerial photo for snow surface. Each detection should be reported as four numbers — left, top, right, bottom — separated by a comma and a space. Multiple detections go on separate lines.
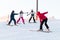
0, 20, 60, 40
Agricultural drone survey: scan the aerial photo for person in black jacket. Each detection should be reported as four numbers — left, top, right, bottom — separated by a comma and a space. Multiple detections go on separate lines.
8, 10, 18, 25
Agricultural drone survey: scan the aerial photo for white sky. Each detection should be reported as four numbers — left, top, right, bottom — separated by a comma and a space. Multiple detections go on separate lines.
0, 0, 60, 19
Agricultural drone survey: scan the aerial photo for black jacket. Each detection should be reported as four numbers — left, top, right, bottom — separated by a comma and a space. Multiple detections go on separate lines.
10, 12, 18, 19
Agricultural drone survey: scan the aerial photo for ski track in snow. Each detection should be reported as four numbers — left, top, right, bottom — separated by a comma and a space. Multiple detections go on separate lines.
0, 20, 60, 40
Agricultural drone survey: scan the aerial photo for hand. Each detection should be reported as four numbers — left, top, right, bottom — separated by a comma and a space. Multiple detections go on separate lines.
26, 12, 28, 13
46, 11, 48, 13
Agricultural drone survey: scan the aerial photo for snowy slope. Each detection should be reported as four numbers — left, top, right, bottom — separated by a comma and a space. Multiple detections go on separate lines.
0, 20, 60, 40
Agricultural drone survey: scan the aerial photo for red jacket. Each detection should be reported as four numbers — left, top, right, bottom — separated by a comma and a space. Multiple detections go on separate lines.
37, 11, 48, 22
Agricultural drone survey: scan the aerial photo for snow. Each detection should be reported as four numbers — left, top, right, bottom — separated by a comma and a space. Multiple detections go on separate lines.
0, 20, 60, 40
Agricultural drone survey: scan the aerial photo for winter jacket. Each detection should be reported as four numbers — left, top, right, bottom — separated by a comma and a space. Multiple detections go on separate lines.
10, 12, 18, 19
37, 11, 48, 22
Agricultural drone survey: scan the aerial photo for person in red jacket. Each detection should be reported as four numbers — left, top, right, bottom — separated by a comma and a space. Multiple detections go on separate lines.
37, 11, 49, 31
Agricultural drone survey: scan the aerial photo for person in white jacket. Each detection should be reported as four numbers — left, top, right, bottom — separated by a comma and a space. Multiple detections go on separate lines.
27, 10, 36, 23
17, 10, 25, 24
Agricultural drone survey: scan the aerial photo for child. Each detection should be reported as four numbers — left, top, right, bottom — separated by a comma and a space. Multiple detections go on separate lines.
17, 10, 25, 24
8, 10, 18, 25
27, 10, 36, 23
37, 11, 49, 31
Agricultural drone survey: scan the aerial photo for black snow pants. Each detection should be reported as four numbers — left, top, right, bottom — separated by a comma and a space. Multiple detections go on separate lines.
8, 18, 16, 25
40, 18, 49, 30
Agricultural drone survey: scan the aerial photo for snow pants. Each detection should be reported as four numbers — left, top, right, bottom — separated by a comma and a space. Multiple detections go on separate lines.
8, 18, 16, 25
40, 18, 49, 30
17, 17, 25, 24
29, 16, 36, 22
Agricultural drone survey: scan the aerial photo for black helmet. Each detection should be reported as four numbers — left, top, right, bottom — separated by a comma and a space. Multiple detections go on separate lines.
31, 10, 33, 12
20, 10, 23, 14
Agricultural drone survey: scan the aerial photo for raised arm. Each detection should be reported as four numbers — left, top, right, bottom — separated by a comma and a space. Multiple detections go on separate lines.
42, 11, 48, 15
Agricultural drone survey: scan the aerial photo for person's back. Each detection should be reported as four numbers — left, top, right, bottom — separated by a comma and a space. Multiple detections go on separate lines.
10, 10, 15, 19
37, 11, 48, 20
10, 10, 18, 19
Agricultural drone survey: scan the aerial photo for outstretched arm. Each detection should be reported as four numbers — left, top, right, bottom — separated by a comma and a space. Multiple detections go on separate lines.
27, 12, 31, 16
14, 13, 18, 15
42, 11, 48, 15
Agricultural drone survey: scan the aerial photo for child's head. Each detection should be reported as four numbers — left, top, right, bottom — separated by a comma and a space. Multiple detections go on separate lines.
12, 10, 14, 14
31, 10, 33, 12
20, 10, 23, 14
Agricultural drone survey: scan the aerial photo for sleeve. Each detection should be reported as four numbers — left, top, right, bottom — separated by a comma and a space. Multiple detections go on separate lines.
27, 12, 31, 16
14, 13, 18, 15
42, 11, 48, 15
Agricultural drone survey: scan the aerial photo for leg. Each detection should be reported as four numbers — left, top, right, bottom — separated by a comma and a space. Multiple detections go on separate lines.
33, 17, 36, 23
13, 19, 16, 25
8, 19, 12, 25
21, 17, 25, 24
40, 20, 45, 30
45, 18, 49, 29
29, 16, 32, 22
17, 17, 20, 23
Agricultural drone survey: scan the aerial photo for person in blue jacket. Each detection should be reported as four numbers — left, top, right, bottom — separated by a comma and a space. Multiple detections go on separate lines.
8, 10, 18, 25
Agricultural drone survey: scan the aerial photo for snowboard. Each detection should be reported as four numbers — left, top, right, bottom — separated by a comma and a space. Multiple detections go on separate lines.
29, 22, 36, 23
29, 30, 52, 33
7, 24, 18, 26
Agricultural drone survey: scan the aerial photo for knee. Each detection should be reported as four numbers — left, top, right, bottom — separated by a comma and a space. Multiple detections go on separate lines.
45, 23, 47, 25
